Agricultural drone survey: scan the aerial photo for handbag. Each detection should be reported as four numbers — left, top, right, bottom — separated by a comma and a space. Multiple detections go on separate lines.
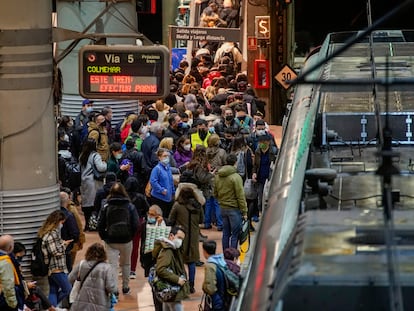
88, 211, 98, 231
69, 260, 101, 304
148, 265, 181, 302
92, 153, 105, 181
69, 260, 83, 303
243, 178, 257, 200
239, 218, 250, 253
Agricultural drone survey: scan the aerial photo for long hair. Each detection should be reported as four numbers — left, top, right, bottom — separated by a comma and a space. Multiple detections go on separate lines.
188, 145, 209, 170
85, 242, 107, 262
79, 138, 97, 166
231, 134, 248, 153
38, 210, 66, 238
175, 135, 190, 153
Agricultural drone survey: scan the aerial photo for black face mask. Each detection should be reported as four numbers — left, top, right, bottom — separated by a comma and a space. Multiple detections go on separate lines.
225, 116, 233, 122
100, 121, 107, 127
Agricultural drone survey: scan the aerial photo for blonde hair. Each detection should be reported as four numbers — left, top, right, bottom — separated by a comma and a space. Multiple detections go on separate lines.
155, 100, 166, 112
38, 210, 66, 238
121, 114, 137, 130
159, 137, 174, 150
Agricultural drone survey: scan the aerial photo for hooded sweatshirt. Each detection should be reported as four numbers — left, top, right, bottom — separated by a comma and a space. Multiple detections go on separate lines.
214, 165, 247, 216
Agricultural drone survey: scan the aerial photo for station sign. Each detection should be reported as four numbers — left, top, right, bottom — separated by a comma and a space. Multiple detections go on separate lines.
255, 16, 270, 40
79, 45, 169, 99
169, 26, 240, 42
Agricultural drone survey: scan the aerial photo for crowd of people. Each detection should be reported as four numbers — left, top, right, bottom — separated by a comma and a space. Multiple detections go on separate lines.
52, 56, 278, 310
0, 2, 278, 306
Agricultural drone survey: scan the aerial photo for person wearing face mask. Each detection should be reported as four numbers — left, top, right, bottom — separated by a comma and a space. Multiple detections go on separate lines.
250, 119, 278, 155
215, 107, 240, 139
38, 210, 73, 309
252, 134, 277, 221
72, 99, 94, 160
59, 191, 80, 273
107, 142, 130, 183
11, 242, 56, 311
88, 112, 110, 162
152, 226, 190, 311
163, 113, 183, 150
139, 205, 166, 311
190, 119, 211, 151
149, 148, 176, 218
168, 187, 204, 294
140, 205, 166, 277
173, 135, 193, 170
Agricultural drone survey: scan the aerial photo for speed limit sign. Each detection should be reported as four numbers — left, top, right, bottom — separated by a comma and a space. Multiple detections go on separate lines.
274, 64, 297, 89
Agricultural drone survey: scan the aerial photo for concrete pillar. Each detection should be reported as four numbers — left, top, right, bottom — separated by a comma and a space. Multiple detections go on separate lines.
0, 0, 59, 275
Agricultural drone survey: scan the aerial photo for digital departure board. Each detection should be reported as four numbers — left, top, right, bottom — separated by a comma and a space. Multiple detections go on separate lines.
79, 45, 170, 99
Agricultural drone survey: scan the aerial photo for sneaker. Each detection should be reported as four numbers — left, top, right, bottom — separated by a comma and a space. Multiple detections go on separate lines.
252, 216, 260, 222
190, 286, 196, 294
129, 271, 136, 279
122, 287, 131, 295
55, 308, 68, 311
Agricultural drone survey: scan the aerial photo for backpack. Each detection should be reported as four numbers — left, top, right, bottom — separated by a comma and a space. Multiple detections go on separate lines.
80, 126, 101, 147
105, 201, 132, 239
220, 50, 235, 68
236, 151, 246, 178
214, 263, 240, 309
64, 160, 81, 190
124, 133, 142, 151
30, 237, 49, 277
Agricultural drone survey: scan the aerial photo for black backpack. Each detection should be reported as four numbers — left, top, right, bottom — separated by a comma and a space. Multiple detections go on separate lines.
30, 237, 49, 277
64, 160, 81, 190
105, 201, 132, 239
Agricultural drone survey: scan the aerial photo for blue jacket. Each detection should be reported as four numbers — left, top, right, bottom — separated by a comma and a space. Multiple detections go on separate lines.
150, 162, 175, 203
141, 133, 161, 169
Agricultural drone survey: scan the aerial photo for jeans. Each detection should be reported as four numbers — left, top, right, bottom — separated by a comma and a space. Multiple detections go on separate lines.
48, 272, 72, 307
220, 208, 242, 251
163, 301, 184, 311
257, 182, 265, 212
187, 262, 196, 286
204, 197, 223, 227
105, 241, 132, 290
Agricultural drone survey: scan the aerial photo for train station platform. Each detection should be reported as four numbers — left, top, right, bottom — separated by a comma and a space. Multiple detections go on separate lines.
73, 125, 283, 310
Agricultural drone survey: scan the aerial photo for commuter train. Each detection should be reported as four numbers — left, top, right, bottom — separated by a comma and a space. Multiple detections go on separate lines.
232, 29, 414, 310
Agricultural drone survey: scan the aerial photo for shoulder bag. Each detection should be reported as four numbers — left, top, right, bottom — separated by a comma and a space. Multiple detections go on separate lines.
92, 153, 105, 181
69, 260, 101, 303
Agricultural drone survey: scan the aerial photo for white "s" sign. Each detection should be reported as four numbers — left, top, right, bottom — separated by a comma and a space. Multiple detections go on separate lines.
255, 16, 270, 39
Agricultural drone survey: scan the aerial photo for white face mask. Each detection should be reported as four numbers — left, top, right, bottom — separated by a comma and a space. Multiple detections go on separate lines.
256, 130, 266, 136
161, 157, 170, 165
183, 144, 191, 151
58, 223, 63, 230
173, 238, 183, 249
